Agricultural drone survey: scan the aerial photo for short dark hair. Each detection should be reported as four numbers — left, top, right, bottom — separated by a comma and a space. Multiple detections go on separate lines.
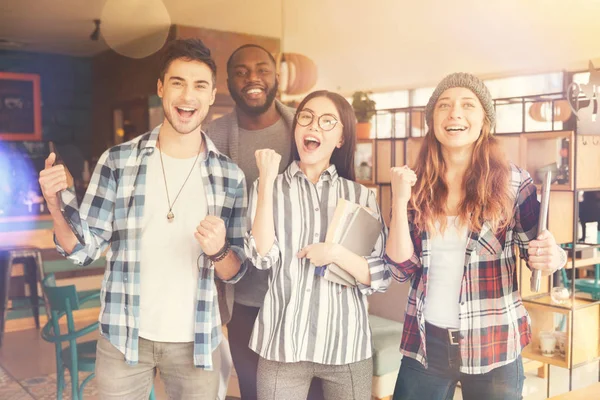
159, 38, 217, 86
291, 90, 357, 181
226, 44, 277, 74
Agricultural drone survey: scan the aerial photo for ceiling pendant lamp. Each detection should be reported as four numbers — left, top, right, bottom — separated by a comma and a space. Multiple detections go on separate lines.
276, 53, 318, 95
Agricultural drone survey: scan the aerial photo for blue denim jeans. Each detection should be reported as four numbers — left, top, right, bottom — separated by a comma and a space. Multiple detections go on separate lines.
393, 324, 525, 400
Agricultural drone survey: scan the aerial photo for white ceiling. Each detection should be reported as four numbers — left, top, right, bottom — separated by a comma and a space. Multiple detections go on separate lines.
1, 0, 600, 93
0, 0, 282, 56
283, 0, 600, 92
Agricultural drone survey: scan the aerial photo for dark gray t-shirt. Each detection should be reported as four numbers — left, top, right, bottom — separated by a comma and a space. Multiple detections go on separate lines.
237, 119, 291, 190
236, 118, 293, 307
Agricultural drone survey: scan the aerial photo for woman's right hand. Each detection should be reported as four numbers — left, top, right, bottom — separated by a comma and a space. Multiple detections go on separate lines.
255, 149, 281, 184
390, 166, 417, 206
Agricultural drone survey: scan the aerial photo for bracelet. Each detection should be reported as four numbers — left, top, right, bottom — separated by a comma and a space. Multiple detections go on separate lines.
209, 240, 231, 263
556, 245, 568, 270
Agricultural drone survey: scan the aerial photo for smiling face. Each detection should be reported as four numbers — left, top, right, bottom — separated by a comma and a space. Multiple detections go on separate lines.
294, 96, 344, 172
432, 87, 486, 150
157, 58, 216, 135
227, 46, 278, 115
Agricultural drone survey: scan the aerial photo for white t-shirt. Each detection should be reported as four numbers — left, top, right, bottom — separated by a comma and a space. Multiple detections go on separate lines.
424, 216, 469, 329
139, 151, 207, 342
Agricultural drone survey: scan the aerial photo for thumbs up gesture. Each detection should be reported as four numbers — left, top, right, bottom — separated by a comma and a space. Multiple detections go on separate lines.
38, 153, 69, 212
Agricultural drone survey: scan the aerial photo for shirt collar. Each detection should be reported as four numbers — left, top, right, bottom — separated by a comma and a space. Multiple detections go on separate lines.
137, 124, 221, 162
285, 161, 339, 184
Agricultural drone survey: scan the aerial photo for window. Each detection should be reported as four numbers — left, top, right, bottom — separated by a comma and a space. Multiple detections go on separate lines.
410, 87, 435, 107
370, 90, 409, 110
485, 73, 564, 99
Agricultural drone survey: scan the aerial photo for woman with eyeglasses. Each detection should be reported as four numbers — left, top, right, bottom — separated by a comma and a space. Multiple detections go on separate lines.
245, 90, 391, 399
385, 73, 567, 400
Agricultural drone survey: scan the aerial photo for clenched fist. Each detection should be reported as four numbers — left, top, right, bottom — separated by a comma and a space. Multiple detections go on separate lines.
390, 166, 417, 206
194, 215, 227, 257
255, 149, 281, 184
38, 153, 70, 212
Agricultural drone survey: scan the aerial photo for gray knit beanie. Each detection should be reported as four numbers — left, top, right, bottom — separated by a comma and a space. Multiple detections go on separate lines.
425, 72, 495, 130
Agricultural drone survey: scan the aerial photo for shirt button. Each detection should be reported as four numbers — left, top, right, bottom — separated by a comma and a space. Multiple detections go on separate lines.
314, 233, 319, 238
124, 306, 127, 311
306, 289, 311, 293
460, 302, 465, 306
315, 208, 320, 212
124, 276, 128, 282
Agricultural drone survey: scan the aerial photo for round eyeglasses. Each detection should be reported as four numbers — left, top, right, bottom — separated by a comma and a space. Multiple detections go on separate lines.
295, 110, 342, 131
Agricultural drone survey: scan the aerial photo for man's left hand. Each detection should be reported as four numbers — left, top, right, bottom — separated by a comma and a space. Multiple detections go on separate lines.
195, 215, 227, 256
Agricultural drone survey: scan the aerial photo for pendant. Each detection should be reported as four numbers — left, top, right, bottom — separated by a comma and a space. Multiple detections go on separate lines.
167, 211, 175, 221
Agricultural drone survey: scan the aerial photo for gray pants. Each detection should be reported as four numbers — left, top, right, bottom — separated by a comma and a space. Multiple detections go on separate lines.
95, 336, 221, 400
257, 356, 372, 400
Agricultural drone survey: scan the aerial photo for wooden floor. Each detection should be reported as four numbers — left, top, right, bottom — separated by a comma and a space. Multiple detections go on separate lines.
1, 312, 599, 400
0, 310, 241, 399
549, 382, 600, 399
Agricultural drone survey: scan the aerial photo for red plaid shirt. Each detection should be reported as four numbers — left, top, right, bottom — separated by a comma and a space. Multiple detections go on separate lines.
386, 164, 540, 374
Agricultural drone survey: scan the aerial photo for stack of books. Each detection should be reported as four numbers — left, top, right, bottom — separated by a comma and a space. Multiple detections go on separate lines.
314, 198, 382, 286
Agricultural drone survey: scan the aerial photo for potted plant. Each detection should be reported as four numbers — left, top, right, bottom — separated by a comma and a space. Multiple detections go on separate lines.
352, 91, 376, 139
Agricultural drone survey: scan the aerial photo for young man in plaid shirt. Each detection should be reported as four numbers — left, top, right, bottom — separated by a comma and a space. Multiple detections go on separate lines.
39, 38, 247, 399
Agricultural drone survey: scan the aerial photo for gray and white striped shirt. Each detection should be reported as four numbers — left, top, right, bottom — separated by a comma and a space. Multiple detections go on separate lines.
246, 161, 391, 365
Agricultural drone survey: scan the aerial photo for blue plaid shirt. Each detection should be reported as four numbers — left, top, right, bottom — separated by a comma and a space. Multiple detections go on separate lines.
56, 125, 247, 370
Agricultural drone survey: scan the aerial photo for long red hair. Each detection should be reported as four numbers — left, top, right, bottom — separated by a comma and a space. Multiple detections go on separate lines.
409, 118, 513, 234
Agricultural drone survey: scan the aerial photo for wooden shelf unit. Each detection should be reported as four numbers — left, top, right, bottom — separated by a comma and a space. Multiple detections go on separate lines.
522, 294, 600, 369
565, 257, 600, 269
520, 130, 574, 191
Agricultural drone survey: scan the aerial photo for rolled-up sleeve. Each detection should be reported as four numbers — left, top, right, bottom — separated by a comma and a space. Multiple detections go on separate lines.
385, 252, 421, 283
220, 170, 249, 283
246, 234, 281, 270
513, 168, 540, 268
55, 151, 115, 266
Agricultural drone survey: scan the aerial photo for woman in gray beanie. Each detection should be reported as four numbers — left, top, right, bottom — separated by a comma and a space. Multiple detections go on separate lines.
384, 72, 567, 399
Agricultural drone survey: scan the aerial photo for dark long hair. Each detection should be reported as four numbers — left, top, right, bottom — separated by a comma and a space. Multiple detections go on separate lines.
291, 90, 357, 181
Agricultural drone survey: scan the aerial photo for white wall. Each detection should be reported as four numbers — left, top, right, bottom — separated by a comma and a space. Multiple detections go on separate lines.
282, 0, 600, 94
